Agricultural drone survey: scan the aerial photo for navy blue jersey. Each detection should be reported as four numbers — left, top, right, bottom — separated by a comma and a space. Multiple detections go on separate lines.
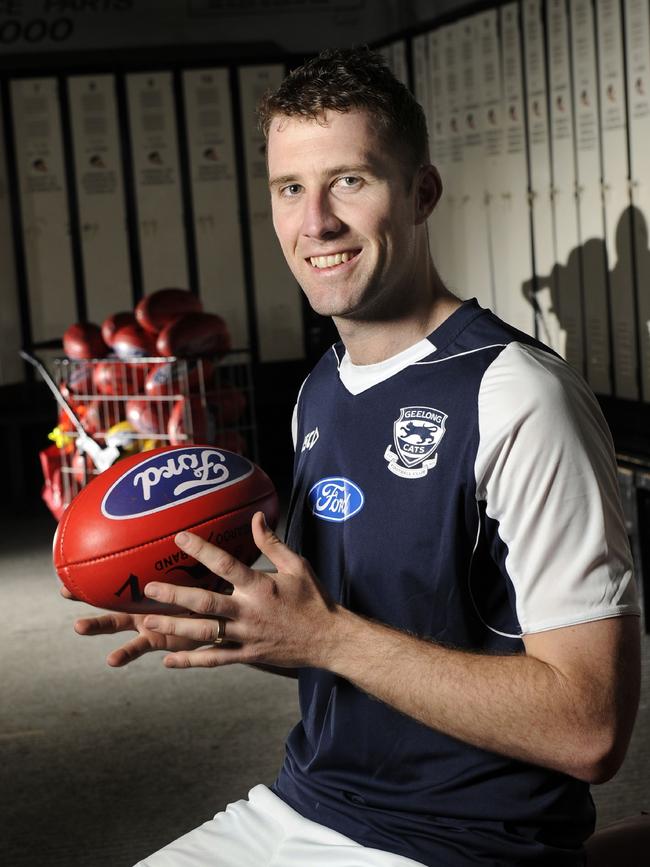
272, 300, 638, 866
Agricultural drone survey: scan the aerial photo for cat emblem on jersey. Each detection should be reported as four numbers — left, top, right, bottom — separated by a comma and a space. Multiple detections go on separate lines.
384, 406, 447, 478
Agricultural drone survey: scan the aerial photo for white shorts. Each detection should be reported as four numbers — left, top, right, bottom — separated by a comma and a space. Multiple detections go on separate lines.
134, 784, 425, 867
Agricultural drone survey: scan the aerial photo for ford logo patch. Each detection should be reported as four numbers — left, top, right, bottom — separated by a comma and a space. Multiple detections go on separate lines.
101, 447, 253, 519
308, 477, 364, 523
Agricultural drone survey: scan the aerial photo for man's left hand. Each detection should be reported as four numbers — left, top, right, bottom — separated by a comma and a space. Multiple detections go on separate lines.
141, 512, 338, 670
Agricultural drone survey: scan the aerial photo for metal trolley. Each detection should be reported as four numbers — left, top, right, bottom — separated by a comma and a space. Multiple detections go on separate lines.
29, 349, 257, 521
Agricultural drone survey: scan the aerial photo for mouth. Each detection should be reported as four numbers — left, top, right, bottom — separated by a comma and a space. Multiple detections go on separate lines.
306, 249, 362, 270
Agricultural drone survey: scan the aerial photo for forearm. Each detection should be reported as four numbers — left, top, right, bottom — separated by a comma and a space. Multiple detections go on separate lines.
321, 607, 618, 783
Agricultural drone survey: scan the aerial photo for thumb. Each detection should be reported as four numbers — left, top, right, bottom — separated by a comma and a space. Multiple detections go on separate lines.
251, 511, 301, 573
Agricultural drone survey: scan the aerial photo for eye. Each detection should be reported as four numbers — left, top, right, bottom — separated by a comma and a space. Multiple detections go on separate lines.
280, 183, 302, 198
335, 175, 362, 190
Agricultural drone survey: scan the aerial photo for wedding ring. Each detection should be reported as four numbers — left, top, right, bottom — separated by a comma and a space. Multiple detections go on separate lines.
214, 618, 226, 645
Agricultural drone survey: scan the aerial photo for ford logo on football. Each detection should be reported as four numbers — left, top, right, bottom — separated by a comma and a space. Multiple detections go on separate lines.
308, 477, 364, 523
101, 447, 253, 519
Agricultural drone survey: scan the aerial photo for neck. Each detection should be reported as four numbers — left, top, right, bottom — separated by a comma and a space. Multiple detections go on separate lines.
334, 261, 462, 365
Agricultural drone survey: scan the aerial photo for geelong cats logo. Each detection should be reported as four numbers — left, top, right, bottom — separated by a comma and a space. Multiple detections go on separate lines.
384, 406, 447, 479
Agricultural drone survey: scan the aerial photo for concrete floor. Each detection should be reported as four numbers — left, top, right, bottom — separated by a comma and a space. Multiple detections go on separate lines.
1, 512, 299, 866
1, 512, 648, 866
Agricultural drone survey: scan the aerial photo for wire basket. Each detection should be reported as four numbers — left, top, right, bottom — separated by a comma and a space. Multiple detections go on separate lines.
40, 350, 257, 519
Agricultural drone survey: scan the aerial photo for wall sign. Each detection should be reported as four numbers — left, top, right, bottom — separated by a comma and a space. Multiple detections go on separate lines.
68, 74, 132, 324
10, 76, 77, 344
570, 0, 611, 394
183, 68, 248, 349
126, 71, 189, 295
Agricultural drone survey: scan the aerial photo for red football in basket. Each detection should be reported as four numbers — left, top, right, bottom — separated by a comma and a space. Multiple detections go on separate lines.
53, 445, 279, 613
101, 311, 138, 348
135, 288, 203, 335
83, 398, 123, 437
112, 324, 157, 359
167, 393, 215, 445
63, 323, 108, 360
144, 359, 214, 396
63, 360, 94, 395
126, 398, 171, 436
92, 358, 148, 396
167, 389, 246, 446
156, 312, 231, 358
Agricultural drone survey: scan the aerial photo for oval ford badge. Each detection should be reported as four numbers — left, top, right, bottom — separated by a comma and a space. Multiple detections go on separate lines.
101, 447, 253, 519
308, 477, 364, 523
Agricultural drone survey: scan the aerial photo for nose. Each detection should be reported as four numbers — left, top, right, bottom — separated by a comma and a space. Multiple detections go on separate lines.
301, 189, 342, 239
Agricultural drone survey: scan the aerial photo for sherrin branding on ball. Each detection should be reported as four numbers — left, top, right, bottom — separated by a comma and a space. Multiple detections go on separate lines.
144, 359, 214, 396
53, 445, 279, 614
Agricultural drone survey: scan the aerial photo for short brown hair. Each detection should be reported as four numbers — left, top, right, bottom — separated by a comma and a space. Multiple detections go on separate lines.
257, 46, 429, 178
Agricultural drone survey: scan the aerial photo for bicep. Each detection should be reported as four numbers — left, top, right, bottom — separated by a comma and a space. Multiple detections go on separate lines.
523, 615, 641, 746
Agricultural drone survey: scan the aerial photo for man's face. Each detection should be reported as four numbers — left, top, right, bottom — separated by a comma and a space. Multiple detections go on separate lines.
267, 109, 420, 322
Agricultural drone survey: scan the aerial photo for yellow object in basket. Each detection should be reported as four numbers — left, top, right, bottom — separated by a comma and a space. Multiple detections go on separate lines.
105, 421, 140, 455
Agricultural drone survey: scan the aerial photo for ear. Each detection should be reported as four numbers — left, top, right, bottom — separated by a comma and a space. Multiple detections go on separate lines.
414, 164, 442, 224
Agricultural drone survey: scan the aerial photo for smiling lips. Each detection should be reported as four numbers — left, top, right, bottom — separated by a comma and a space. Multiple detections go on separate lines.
308, 249, 361, 269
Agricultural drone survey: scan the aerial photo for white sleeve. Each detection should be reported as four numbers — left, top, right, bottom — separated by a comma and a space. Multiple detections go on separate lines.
474, 342, 640, 635
291, 403, 299, 451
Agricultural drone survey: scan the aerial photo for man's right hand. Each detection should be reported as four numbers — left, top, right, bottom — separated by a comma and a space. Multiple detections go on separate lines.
60, 585, 204, 667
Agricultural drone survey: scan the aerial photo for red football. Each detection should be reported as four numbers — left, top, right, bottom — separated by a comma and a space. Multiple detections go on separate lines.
156, 312, 231, 359
112, 324, 157, 359
63, 323, 108, 360
167, 389, 246, 446
83, 398, 123, 437
101, 312, 138, 347
126, 397, 171, 436
53, 445, 279, 613
59, 361, 94, 395
144, 358, 214, 396
92, 359, 148, 396
167, 393, 218, 445
135, 288, 203, 335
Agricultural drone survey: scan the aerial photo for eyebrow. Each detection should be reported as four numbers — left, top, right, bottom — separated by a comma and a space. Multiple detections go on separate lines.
268, 163, 378, 191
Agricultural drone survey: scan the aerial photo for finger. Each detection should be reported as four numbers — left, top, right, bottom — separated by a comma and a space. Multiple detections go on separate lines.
162, 645, 246, 669
106, 635, 158, 668
74, 612, 136, 636
60, 585, 78, 600
251, 511, 305, 574
143, 579, 242, 615
173, 531, 257, 589
143, 609, 238, 644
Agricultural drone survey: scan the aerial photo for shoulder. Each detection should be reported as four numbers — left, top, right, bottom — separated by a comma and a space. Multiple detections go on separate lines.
476, 342, 615, 497
478, 342, 607, 443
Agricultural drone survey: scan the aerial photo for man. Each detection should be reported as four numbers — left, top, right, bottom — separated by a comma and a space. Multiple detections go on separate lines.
71, 48, 641, 865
